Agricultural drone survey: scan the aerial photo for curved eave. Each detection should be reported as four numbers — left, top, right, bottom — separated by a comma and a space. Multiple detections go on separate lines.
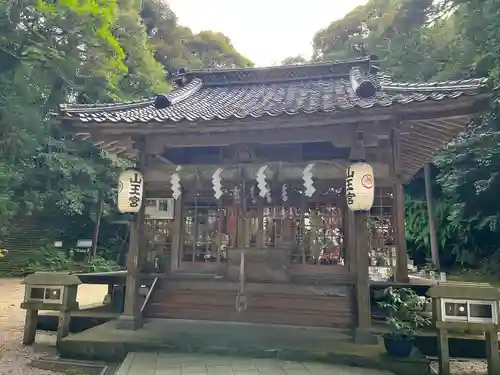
59, 78, 203, 116
58, 77, 490, 125
59, 76, 493, 177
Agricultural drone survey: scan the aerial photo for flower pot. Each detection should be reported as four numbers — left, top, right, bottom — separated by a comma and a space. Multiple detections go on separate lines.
383, 335, 413, 357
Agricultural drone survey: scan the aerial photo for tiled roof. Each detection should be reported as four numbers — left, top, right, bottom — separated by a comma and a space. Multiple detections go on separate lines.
59, 56, 489, 124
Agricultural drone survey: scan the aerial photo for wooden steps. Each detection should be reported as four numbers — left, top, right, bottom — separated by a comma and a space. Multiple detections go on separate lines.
145, 279, 355, 328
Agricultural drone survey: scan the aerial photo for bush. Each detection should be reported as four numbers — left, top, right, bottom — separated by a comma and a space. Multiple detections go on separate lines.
2, 244, 121, 276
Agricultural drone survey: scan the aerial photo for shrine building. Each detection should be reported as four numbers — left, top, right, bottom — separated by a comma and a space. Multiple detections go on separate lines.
58, 55, 492, 340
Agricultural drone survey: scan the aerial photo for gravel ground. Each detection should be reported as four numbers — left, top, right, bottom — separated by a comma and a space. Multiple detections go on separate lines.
0, 278, 107, 375
430, 359, 488, 375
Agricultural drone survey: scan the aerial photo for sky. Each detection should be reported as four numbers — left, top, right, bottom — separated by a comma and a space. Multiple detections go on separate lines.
166, 0, 369, 67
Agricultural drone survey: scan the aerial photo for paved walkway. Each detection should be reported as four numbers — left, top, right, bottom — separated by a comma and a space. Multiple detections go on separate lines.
116, 352, 394, 375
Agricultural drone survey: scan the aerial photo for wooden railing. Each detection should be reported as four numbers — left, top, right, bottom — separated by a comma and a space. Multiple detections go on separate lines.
141, 276, 159, 313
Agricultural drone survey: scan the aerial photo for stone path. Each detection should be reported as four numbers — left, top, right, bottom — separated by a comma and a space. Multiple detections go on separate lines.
117, 352, 394, 375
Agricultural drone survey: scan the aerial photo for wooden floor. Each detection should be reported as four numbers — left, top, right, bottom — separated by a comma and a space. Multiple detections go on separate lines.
116, 352, 394, 375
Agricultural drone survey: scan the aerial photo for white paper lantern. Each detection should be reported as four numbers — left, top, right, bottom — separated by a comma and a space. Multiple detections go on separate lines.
118, 169, 144, 213
345, 162, 374, 212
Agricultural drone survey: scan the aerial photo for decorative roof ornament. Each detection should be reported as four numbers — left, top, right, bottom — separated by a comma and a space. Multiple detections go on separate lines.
352, 43, 369, 57
154, 94, 171, 109
212, 168, 223, 200
350, 67, 377, 99
174, 67, 188, 87
302, 163, 316, 197
349, 42, 380, 99
256, 165, 269, 198
171, 165, 182, 200
154, 68, 190, 109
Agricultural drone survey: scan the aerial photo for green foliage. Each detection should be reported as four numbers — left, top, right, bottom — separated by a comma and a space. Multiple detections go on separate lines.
5, 244, 119, 276
281, 56, 308, 65
377, 287, 430, 338
313, 0, 500, 271
0, 0, 252, 273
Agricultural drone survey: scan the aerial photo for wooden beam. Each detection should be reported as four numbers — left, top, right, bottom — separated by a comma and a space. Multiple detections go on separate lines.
353, 211, 373, 343
344, 205, 355, 273
424, 164, 440, 269
391, 128, 409, 283
349, 131, 366, 161
144, 124, 389, 150
412, 121, 461, 138
65, 111, 396, 134
393, 182, 409, 282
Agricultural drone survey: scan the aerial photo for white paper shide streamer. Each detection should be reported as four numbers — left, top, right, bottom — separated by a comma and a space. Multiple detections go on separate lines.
281, 184, 288, 202
302, 163, 316, 197
345, 162, 374, 212
117, 169, 144, 213
256, 165, 269, 198
233, 186, 241, 202
249, 185, 257, 204
171, 165, 182, 200
212, 168, 223, 199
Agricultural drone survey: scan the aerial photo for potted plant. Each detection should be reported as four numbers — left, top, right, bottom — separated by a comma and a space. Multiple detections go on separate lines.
377, 287, 430, 357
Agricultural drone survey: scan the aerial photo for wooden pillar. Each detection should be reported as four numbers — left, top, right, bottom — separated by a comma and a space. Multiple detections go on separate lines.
228, 206, 238, 247
300, 194, 306, 264
192, 194, 198, 263
170, 193, 183, 271
118, 149, 147, 330
424, 164, 440, 269
485, 329, 500, 374
57, 311, 71, 342
437, 329, 450, 375
22, 309, 38, 345
391, 128, 409, 283
353, 211, 374, 343
348, 130, 375, 343
241, 179, 248, 248
393, 182, 409, 282
342, 199, 353, 272
216, 200, 224, 269
432, 296, 450, 375
90, 192, 104, 260
257, 200, 264, 247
